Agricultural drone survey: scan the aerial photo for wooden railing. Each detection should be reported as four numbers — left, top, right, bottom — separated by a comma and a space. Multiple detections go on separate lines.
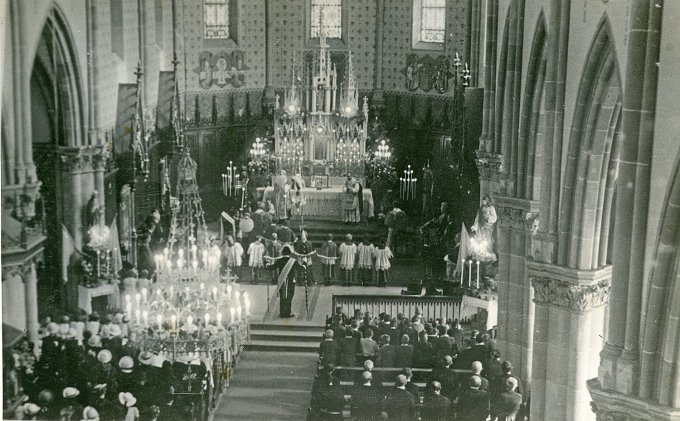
332, 294, 473, 322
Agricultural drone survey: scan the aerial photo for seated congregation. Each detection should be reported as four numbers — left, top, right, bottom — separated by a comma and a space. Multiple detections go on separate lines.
309, 310, 525, 420
3, 315, 216, 421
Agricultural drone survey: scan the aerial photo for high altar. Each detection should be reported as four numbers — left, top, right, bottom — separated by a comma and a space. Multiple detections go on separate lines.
272, 13, 368, 182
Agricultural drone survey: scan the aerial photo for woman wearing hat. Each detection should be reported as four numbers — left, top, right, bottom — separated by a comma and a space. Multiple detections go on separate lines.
81, 406, 100, 421
118, 392, 140, 421
116, 356, 137, 394
61, 387, 84, 421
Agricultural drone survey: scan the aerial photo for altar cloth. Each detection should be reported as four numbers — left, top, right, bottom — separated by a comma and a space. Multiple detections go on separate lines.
263, 187, 374, 220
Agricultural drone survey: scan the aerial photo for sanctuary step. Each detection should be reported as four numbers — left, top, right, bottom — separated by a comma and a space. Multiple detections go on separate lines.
292, 217, 386, 247
246, 323, 323, 353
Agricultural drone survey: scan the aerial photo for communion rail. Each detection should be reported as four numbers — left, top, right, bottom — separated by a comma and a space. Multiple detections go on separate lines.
331, 294, 477, 323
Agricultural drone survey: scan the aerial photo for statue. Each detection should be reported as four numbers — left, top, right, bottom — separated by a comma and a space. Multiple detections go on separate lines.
86, 190, 102, 228
471, 196, 498, 262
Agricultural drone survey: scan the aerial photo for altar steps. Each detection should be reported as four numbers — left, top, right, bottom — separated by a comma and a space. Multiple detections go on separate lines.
246, 323, 323, 353
295, 217, 386, 247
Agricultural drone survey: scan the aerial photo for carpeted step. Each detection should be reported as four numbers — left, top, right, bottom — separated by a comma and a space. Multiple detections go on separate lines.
250, 323, 324, 332
245, 339, 320, 353
250, 329, 322, 343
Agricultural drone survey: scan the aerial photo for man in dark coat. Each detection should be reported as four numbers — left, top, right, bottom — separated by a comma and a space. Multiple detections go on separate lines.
457, 376, 490, 421
459, 333, 490, 370
434, 326, 456, 362
275, 219, 295, 244
385, 375, 416, 421
413, 331, 435, 368
420, 381, 451, 421
136, 231, 156, 278
319, 330, 338, 367
401, 368, 420, 405
272, 246, 301, 318
350, 371, 384, 421
430, 355, 459, 401
493, 377, 523, 420
395, 335, 414, 368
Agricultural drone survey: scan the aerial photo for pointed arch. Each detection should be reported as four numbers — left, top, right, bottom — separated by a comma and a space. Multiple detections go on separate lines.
639, 154, 680, 405
30, 5, 85, 147
495, 0, 524, 192
517, 11, 547, 200
558, 13, 622, 270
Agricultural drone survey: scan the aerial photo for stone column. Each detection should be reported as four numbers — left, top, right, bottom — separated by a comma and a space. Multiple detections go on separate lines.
475, 151, 502, 199
495, 195, 540, 392
263, 0, 276, 109
24, 260, 40, 343
372, 0, 385, 111
93, 147, 107, 222
528, 261, 611, 421
59, 149, 85, 247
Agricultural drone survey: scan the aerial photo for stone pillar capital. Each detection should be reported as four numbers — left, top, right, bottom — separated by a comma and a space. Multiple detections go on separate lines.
588, 379, 680, 421
527, 261, 612, 312
2, 255, 41, 283
494, 195, 540, 232
475, 151, 503, 181
58, 145, 106, 173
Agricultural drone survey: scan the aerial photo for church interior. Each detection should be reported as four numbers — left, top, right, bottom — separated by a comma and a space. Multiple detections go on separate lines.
2, 0, 679, 420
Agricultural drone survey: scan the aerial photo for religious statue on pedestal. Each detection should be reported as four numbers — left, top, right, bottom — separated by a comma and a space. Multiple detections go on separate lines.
471, 196, 498, 262
342, 172, 363, 224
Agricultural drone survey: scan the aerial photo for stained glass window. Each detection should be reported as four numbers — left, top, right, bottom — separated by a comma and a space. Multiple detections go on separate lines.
420, 0, 445, 43
311, 0, 342, 39
204, 0, 229, 39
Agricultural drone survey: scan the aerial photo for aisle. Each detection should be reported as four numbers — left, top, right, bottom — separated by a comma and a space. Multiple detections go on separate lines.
212, 351, 318, 420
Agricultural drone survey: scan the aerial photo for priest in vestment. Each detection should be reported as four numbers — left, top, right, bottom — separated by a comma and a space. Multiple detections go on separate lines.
342, 172, 363, 223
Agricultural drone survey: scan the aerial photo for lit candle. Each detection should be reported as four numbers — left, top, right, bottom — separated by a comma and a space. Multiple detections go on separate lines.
156, 288, 162, 296
468, 260, 472, 287
476, 260, 480, 289
156, 314, 162, 330
171, 315, 177, 332
141, 288, 148, 303
460, 259, 465, 285
204, 313, 210, 326
187, 316, 193, 327
227, 284, 232, 300
135, 293, 141, 308
135, 309, 141, 322
217, 312, 223, 326
142, 310, 148, 326
245, 298, 251, 316
192, 260, 198, 274
229, 307, 235, 322
237, 306, 242, 321
199, 282, 205, 290
212, 287, 218, 301
125, 302, 132, 315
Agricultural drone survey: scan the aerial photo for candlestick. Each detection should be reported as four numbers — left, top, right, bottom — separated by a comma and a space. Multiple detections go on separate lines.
476, 260, 480, 289
460, 258, 465, 284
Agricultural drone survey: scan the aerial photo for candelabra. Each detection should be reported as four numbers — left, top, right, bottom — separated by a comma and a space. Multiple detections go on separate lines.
400, 165, 417, 200
374, 139, 392, 161
250, 137, 267, 160
222, 161, 237, 196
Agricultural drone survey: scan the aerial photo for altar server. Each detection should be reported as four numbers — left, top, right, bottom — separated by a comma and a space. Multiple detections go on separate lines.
339, 234, 358, 286
374, 239, 393, 287
248, 236, 266, 283
223, 236, 244, 281
319, 233, 338, 286
357, 237, 375, 286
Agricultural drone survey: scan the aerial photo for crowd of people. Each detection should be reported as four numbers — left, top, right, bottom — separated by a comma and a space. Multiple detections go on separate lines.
3, 315, 212, 420
309, 308, 527, 420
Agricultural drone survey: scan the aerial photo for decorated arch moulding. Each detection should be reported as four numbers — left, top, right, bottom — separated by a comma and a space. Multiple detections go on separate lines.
527, 259, 612, 312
